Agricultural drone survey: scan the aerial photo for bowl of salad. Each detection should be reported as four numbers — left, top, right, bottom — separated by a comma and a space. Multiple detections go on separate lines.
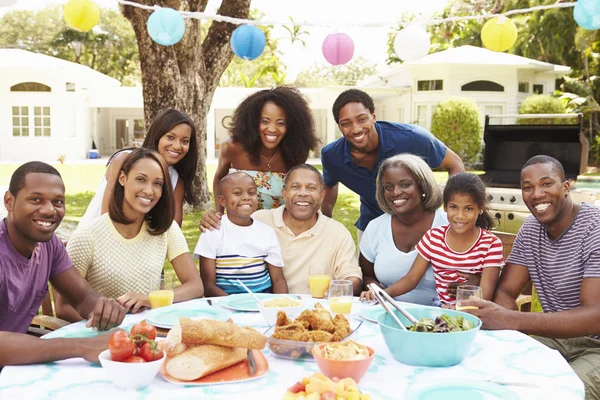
377, 306, 481, 367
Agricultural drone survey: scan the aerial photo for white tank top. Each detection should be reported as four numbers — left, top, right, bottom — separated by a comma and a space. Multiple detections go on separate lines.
79, 150, 179, 228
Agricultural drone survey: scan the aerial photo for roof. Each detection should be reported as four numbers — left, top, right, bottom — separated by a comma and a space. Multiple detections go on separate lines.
361, 45, 571, 87
0, 49, 121, 88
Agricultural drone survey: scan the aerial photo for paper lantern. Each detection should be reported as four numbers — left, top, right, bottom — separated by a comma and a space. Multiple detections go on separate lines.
147, 8, 185, 46
481, 16, 518, 52
230, 25, 266, 61
0, 0, 19, 7
393, 25, 430, 62
64, 0, 100, 32
322, 33, 354, 66
574, 0, 600, 31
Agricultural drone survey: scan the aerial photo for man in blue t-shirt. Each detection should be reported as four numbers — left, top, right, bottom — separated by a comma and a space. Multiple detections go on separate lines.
321, 89, 464, 239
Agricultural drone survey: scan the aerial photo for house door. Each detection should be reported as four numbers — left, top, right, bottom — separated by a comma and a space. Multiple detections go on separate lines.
115, 119, 129, 149
112, 117, 145, 152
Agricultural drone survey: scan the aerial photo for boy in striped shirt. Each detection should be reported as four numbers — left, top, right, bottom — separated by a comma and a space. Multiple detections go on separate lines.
195, 172, 288, 296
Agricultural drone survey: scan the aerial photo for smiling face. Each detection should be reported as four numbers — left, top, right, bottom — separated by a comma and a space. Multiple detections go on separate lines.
444, 192, 482, 235
382, 165, 424, 216
337, 102, 377, 152
521, 162, 570, 226
282, 169, 325, 221
4, 173, 65, 247
157, 123, 191, 165
259, 101, 287, 151
119, 157, 164, 220
218, 173, 259, 221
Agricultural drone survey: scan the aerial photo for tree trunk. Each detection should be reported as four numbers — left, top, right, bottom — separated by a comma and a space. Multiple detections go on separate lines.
121, 0, 251, 209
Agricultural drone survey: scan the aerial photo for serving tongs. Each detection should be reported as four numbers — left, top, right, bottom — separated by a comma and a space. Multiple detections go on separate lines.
367, 283, 418, 331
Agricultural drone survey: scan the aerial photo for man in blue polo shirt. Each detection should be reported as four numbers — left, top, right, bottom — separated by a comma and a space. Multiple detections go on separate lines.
321, 89, 464, 241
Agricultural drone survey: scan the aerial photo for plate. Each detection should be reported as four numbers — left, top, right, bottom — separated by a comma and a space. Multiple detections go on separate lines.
42, 324, 131, 339
406, 379, 520, 400
359, 305, 384, 323
160, 349, 268, 385
220, 294, 297, 312
146, 306, 229, 329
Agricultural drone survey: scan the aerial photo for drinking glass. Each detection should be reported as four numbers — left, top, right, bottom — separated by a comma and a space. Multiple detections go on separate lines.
149, 276, 174, 309
308, 264, 331, 299
328, 279, 353, 314
455, 285, 482, 311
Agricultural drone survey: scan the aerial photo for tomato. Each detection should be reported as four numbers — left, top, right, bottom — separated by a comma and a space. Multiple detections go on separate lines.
108, 331, 136, 362
130, 320, 157, 341
288, 381, 306, 393
124, 356, 147, 363
140, 342, 163, 362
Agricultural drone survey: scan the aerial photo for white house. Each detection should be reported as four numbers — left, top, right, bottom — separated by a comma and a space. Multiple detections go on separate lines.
0, 46, 571, 163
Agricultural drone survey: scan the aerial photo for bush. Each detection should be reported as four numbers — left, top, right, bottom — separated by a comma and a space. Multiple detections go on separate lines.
517, 95, 567, 125
430, 97, 482, 166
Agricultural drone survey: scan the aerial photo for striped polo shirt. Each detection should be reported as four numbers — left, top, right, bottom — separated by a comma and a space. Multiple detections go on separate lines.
507, 203, 600, 339
416, 225, 504, 304
194, 214, 284, 294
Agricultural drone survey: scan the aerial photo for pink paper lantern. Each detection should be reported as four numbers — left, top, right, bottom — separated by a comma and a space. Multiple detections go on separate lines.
322, 33, 354, 65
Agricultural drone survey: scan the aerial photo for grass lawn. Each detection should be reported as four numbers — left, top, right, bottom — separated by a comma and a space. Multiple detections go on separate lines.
0, 163, 540, 311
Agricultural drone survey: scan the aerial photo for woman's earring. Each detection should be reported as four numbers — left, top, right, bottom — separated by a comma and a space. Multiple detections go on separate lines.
421, 193, 426, 201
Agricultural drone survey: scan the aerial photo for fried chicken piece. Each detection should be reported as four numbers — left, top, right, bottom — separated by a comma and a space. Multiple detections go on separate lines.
275, 323, 305, 333
294, 309, 315, 328
306, 304, 335, 333
306, 330, 333, 343
332, 314, 351, 342
276, 311, 292, 327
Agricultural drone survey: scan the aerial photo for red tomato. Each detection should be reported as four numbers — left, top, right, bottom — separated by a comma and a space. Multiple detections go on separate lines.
108, 331, 135, 362
321, 391, 336, 400
130, 320, 157, 341
124, 356, 147, 363
287, 381, 306, 393
140, 342, 163, 362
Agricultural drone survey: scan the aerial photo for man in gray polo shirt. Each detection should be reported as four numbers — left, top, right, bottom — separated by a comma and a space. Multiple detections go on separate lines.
462, 155, 600, 399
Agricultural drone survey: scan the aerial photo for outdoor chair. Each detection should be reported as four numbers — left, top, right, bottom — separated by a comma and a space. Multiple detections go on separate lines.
495, 232, 533, 312
27, 285, 70, 337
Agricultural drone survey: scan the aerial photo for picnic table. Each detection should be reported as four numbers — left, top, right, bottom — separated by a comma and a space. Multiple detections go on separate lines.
0, 296, 585, 399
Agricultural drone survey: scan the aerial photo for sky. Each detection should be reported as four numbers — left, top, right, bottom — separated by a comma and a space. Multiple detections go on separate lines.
1, 0, 448, 80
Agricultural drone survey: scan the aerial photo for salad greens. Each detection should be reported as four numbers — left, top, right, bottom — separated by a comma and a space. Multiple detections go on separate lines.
408, 314, 475, 333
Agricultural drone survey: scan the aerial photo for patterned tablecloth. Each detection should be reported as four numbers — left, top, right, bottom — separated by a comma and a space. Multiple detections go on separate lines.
0, 297, 585, 400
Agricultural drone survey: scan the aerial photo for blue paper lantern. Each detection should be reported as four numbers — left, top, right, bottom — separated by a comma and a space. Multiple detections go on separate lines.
147, 8, 185, 46
574, 0, 600, 31
230, 25, 266, 61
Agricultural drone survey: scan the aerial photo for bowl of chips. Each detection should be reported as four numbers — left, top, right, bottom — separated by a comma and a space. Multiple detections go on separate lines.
312, 341, 374, 383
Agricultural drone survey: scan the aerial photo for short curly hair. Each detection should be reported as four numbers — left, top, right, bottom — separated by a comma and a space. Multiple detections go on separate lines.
332, 89, 375, 124
230, 86, 318, 170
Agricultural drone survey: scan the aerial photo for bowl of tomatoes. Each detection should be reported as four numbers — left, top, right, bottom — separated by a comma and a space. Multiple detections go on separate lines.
98, 321, 165, 390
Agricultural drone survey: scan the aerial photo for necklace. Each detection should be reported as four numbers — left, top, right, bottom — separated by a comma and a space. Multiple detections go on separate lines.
260, 148, 279, 169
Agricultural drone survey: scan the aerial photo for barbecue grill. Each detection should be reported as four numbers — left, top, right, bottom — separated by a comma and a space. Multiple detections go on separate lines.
481, 113, 595, 234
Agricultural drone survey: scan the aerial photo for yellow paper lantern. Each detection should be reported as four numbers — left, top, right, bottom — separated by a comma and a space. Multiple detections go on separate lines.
64, 0, 100, 32
481, 16, 517, 52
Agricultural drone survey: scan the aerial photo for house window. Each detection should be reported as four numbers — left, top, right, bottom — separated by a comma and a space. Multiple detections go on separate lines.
483, 105, 504, 125
34, 107, 51, 137
417, 80, 443, 91
416, 104, 438, 130
66, 82, 76, 92
518, 82, 530, 93
10, 82, 51, 92
461, 80, 504, 92
533, 84, 544, 94
12, 106, 29, 137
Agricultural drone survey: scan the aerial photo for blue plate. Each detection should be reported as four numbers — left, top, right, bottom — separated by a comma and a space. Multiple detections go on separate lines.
407, 379, 520, 400
145, 305, 228, 329
359, 305, 384, 323
42, 324, 131, 339
219, 293, 296, 312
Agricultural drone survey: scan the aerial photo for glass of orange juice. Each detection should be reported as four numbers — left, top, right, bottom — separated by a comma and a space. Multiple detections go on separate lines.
455, 285, 482, 311
149, 276, 174, 309
328, 280, 353, 314
308, 264, 331, 298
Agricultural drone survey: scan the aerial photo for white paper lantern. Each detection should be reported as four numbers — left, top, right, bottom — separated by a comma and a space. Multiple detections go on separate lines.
0, 0, 19, 7
393, 25, 431, 62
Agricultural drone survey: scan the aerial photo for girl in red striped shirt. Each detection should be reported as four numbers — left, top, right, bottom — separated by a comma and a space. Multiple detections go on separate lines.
384, 173, 503, 307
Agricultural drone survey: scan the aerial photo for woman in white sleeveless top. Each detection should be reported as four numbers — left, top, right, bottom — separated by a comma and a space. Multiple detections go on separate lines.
79, 109, 198, 228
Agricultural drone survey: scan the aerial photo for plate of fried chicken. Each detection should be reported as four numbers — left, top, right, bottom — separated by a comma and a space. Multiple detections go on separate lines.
264, 303, 363, 361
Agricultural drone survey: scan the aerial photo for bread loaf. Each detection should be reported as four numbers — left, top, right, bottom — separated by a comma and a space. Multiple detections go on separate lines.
165, 345, 247, 381
179, 318, 267, 350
